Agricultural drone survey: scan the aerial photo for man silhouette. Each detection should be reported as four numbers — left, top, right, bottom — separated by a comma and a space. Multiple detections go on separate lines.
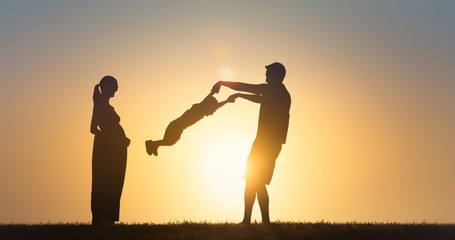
212, 62, 291, 224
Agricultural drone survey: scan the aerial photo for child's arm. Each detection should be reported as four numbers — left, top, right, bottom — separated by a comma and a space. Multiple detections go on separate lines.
215, 99, 231, 110
215, 93, 246, 110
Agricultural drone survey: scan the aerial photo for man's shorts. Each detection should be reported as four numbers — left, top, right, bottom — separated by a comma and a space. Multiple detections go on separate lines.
244, 138, 282, 185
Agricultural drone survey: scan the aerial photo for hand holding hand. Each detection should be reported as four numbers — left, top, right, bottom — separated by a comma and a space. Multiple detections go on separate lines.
211, 81, 222, 94
227, 93, 239, 103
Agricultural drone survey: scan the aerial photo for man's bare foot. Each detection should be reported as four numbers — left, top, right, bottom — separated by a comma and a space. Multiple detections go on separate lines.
145, 140, 158, 156
238, 220, 250, 225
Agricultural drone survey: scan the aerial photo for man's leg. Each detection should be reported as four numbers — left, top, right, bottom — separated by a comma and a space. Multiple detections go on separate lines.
257, 184, 270, 224
242, 180, 257, 224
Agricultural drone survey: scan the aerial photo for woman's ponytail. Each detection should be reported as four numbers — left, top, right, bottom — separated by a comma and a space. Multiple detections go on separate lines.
93, 83, 101, 104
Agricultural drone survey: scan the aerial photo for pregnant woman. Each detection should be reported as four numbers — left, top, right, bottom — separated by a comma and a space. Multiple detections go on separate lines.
90, 76, 130, 225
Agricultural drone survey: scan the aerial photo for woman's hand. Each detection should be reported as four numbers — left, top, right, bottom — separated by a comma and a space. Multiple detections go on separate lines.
91, 128, 101, 135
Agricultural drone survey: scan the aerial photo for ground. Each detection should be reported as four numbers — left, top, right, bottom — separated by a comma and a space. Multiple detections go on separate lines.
1, 222, 455, 240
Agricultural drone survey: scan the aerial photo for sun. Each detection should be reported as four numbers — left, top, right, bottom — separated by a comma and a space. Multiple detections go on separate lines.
201, 136, 250, 202
219, 66, 233, 79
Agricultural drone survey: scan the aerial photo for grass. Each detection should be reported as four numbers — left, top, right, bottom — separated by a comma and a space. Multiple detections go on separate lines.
1, 221, 455, 240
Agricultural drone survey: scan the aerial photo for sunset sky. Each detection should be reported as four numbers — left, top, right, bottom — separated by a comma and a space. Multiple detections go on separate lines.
1, 1, 454, 224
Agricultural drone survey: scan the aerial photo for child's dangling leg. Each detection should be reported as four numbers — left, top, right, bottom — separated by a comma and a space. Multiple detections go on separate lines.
146, 120, 184, 156
145, 140, 160, 156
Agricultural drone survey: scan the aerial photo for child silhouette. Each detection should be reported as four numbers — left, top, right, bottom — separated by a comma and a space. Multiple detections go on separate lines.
145, 91, 234, 156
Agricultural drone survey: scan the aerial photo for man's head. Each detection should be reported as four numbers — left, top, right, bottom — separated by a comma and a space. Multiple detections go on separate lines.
265, 62, 286, 84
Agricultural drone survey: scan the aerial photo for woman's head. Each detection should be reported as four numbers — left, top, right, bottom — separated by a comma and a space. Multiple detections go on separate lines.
93, 76, 118, 103
100, 76, 118, 97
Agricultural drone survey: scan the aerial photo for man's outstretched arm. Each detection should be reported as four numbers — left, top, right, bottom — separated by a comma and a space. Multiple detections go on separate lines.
213, 93, 246, 111
228, 93, 262, 104
212, 81, 266, 95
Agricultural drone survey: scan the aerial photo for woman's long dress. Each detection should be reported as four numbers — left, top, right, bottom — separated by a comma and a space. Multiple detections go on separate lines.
91, 103, 128, 223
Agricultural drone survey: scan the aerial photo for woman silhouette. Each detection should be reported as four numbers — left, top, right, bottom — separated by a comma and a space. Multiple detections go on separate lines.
90, 76, 130, 225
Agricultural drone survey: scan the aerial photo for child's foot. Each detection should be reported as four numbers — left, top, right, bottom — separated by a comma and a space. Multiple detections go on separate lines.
145, 140, 158, 156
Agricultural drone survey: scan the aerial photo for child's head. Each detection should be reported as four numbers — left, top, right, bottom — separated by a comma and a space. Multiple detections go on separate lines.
201, 96, 219, 116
